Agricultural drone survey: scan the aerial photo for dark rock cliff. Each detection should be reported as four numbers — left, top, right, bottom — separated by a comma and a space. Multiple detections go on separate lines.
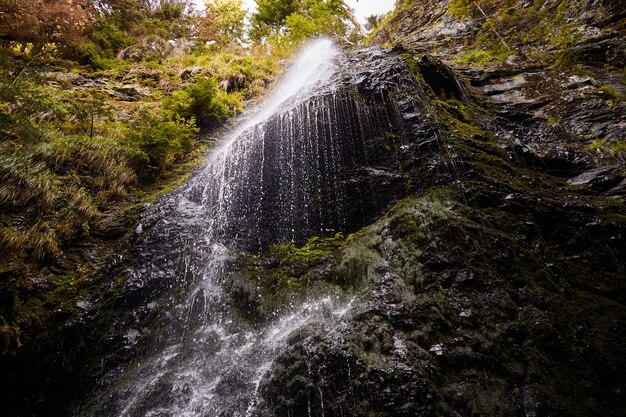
245, 2, 626, 416
243, 47, 626, 416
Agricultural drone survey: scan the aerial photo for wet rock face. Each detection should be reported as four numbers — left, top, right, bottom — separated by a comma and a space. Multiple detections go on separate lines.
255, 327, 440, 417
208, 90, 410, 251
256, 189, 625, 416
192, 47, 429, 252
255, 185, 626, 414
248, 47, 626, 416
417, 55, 466, 100
465, 66, 626, 184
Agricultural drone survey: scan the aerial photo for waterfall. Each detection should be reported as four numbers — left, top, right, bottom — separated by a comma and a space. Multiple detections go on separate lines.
83, 39, 410, 417
188, 39, 404, 250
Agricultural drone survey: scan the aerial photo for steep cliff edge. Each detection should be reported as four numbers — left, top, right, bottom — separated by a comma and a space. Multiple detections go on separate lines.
371, 0, 626, 180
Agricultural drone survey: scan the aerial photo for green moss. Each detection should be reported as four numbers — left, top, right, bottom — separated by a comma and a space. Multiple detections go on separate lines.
267, 232, 346, 287
599, 86, 626, 101
547, 116, 561, 126
432, 97, 484, 138
399, 53, 427, 86
334, 240, 382, 288
456, 48, 512, 66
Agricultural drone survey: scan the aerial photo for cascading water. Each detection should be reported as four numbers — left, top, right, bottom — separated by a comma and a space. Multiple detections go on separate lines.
82, 39, 413, 417
190, 41, 407, 250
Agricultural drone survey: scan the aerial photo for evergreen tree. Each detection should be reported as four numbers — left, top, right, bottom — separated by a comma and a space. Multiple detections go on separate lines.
250, 0, 353, 43
201, 0, 247, 45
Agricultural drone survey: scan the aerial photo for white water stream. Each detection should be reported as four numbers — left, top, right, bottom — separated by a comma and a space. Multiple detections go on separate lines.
87, 39, 357, 417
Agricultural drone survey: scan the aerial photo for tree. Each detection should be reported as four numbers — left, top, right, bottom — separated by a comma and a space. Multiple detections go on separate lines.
91, 0, 194, 43
72, 0, 194, 65
68, 90, 110, 139
249, 0, 300, 41
148, 0, 194, 39
364, 14, 382, 32
0, 0, 92, 52
201, 0, 247, 45
250, 0, 354, 43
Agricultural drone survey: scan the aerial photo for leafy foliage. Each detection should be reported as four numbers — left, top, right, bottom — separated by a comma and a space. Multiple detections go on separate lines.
250, 0, 300, 41
164, 77, 232, 126
201, 0, 247, 45
364, 15, 383, 33
123, 110, 198, 176
0, 0, 92, 50
250, 0, 354, 45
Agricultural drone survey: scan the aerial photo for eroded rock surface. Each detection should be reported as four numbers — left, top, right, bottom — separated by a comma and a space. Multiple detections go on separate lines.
243, 47, 626, 416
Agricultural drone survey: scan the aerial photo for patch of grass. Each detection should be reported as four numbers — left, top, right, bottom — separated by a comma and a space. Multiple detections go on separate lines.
584, 138, 626, 165
598, 85, 626, 101
609, 141, 626, 153
547, 116, 561, 126
0, 226, 28, 255
0, 153, 58, 207
169, 50, 279, 100
456, 49, 512, 66
586, 138, 607, 151
29, 222, 61, 260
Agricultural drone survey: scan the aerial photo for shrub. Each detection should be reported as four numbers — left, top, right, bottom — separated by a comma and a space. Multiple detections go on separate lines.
164, 77, 232, 127
123, 110, 198, 178
65, 42, 120, 70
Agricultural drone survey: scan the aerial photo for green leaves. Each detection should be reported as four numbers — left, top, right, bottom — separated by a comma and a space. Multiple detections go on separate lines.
251, 0, 300, 40
123, 109, 198, 176
203, 0, 248, 45
250, 0, 353, 44
163, 77, 232, 127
